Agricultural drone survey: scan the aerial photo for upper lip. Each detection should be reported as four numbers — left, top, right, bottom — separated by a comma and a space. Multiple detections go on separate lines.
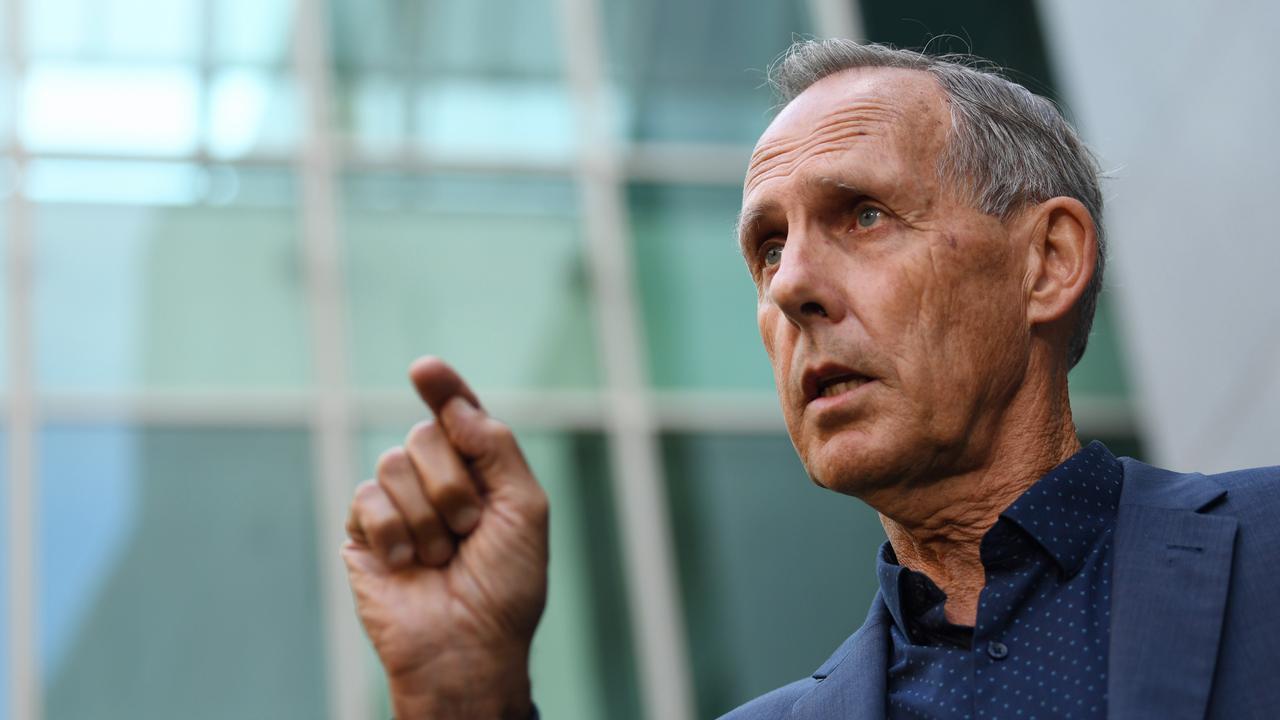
801, 362, 874, 403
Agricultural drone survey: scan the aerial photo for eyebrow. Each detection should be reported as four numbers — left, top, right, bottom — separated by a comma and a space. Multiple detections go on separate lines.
735, 176, 868, 247
735, 205, 768, 246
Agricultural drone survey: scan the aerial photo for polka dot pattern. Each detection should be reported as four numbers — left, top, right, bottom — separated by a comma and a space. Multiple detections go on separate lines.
880, 441, 1122, 719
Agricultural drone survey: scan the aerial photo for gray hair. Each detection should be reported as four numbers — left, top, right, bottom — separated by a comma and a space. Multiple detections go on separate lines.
769, 39, 1105, 370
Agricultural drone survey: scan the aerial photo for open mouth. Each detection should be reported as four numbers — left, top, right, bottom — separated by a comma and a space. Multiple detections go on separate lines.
803, 364, 875, 404
816, 373, 871, 399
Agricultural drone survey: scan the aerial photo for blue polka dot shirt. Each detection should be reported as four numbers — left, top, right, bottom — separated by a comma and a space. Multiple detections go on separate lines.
878, 441, 1123, 720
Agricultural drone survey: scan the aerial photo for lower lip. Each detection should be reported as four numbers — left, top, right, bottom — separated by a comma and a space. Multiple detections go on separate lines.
807, 380, 876, 413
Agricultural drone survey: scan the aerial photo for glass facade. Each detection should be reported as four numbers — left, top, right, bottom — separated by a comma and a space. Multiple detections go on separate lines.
0, 0, 1140, 718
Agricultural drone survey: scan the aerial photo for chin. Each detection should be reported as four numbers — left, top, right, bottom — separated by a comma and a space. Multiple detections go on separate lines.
800, 428, 910, 498
803, 427, 906, 497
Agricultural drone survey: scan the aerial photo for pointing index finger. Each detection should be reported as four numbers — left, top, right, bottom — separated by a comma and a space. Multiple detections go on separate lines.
408, 356, 484, 418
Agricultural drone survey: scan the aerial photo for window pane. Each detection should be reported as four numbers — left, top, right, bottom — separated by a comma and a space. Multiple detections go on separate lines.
603, 0, 812, 144
33, 198, 309, 391
38, 425, 326, 719
330, 0, 571, 160
1069, 293, 1131, 398
860, 0, 1059, 101
359, 428, 638, 719
663, 432, 884, 717
345, 174, 599, 391
207, 69, 301, 159
27, 0, 199, 61
22, 64, 199, 155
629, 183, 771, 389
213, 0, 294, 65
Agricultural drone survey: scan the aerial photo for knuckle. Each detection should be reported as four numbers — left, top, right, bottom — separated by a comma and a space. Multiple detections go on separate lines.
375, 446, 409, 478
353, 479, 381, 504
404, 419, 439, 448
427, 471, 472, 504
483, 418, 514, 443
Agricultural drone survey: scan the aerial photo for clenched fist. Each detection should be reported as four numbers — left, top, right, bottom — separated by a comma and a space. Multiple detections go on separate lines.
343, 357, 549, 720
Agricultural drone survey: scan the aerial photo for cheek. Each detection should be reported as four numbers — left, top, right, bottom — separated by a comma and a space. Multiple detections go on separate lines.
757, 305, 786, 380
868, 243, 1019, 400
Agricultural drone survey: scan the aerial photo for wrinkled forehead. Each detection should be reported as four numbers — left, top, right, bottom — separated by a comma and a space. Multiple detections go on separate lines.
745, 67, 951, 196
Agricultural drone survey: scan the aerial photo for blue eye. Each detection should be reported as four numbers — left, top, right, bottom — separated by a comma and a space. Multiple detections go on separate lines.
857, 206, 883, 228
763, 245, 783, 267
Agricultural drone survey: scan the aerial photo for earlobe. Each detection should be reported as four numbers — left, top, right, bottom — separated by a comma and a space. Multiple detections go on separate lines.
1026, 197, 1097, 326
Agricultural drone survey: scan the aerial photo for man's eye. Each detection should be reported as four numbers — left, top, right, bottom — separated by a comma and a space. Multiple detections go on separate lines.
856, 206, 883, 228
763, 245, 783, 267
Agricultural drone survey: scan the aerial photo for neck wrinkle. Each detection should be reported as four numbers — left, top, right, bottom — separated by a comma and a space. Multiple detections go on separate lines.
873, 373, 1080, 627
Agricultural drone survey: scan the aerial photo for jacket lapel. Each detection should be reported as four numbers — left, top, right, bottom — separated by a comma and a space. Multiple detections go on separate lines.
786, 595, 889, 720
1108, 459, 1237, 720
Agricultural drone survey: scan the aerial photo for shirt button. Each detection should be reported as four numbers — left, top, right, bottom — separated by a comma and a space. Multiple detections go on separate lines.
986, 640, 1009, 660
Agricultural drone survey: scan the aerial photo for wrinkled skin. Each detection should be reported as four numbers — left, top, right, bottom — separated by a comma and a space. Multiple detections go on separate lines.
741, 67, 1093, 623
743, 68, 1041, 499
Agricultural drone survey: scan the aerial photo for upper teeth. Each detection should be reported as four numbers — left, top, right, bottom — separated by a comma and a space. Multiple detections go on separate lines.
820, 378, 864, 398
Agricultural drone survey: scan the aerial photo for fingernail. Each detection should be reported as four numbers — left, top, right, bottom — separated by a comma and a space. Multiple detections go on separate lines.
388, 543, 413, 568
455, 505, 481, 533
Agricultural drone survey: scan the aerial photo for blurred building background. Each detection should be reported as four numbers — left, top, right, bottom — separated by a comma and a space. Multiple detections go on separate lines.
0, 0, 1276, 718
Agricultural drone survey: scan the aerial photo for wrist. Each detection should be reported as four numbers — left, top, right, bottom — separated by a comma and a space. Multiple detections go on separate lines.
387, 651, 532, 720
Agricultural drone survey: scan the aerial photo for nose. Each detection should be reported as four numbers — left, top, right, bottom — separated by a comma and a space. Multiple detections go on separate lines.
766, 228, 844, 327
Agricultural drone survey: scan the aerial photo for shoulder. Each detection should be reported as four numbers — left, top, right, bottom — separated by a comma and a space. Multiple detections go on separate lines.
1118, 457, 1280, 517
1201, 463, 1280, 536
717, 677, 819, 720
716, 595, 888, 719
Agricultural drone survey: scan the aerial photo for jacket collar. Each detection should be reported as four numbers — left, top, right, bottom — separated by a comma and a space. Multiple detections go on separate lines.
785, 593, 889, 720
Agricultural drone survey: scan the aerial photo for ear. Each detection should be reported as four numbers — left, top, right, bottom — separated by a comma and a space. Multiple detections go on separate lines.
1023, 197, 1098, 329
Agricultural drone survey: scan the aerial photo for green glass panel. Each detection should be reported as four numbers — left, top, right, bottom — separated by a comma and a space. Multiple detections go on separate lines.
34, 198, 309, 391
345, 174, 598, 391
22, 63, 199, 156
1068, 292, 1130, 398
26, 0, 199, 61
330, 0, 570, 159
663, 432, 884, 717
630, 183, 773, 389
38, 425, 325, 720
602, 0, 812, 143
207, 69, 301, 159
859, 0, 1060, 103
358, 428, 637, 719
213, 0, 294, 65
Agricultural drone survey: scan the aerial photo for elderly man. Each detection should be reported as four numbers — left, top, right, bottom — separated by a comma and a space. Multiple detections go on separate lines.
342, 40, 1280, 719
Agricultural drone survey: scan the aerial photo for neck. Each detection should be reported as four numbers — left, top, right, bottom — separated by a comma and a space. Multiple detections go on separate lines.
872, 378, 1080, 626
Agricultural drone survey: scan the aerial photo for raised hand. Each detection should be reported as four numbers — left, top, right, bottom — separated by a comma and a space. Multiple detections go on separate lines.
343, 357, 549, 720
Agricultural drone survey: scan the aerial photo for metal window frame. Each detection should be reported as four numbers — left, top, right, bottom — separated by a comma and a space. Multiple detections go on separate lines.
4, 0, 41, 716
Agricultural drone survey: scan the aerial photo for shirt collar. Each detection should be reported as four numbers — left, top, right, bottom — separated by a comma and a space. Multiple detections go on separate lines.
876, 542, 912, 639
999, 440, 1124, 577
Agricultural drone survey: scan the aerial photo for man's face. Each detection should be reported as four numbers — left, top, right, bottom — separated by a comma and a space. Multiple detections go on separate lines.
740, 68, 1033, 496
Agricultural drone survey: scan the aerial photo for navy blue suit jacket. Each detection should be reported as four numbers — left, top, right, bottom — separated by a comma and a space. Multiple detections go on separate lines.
721, 458, 1280, 719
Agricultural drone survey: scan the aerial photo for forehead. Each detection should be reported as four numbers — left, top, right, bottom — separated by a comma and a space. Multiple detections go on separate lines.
744, 67, 950, 198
